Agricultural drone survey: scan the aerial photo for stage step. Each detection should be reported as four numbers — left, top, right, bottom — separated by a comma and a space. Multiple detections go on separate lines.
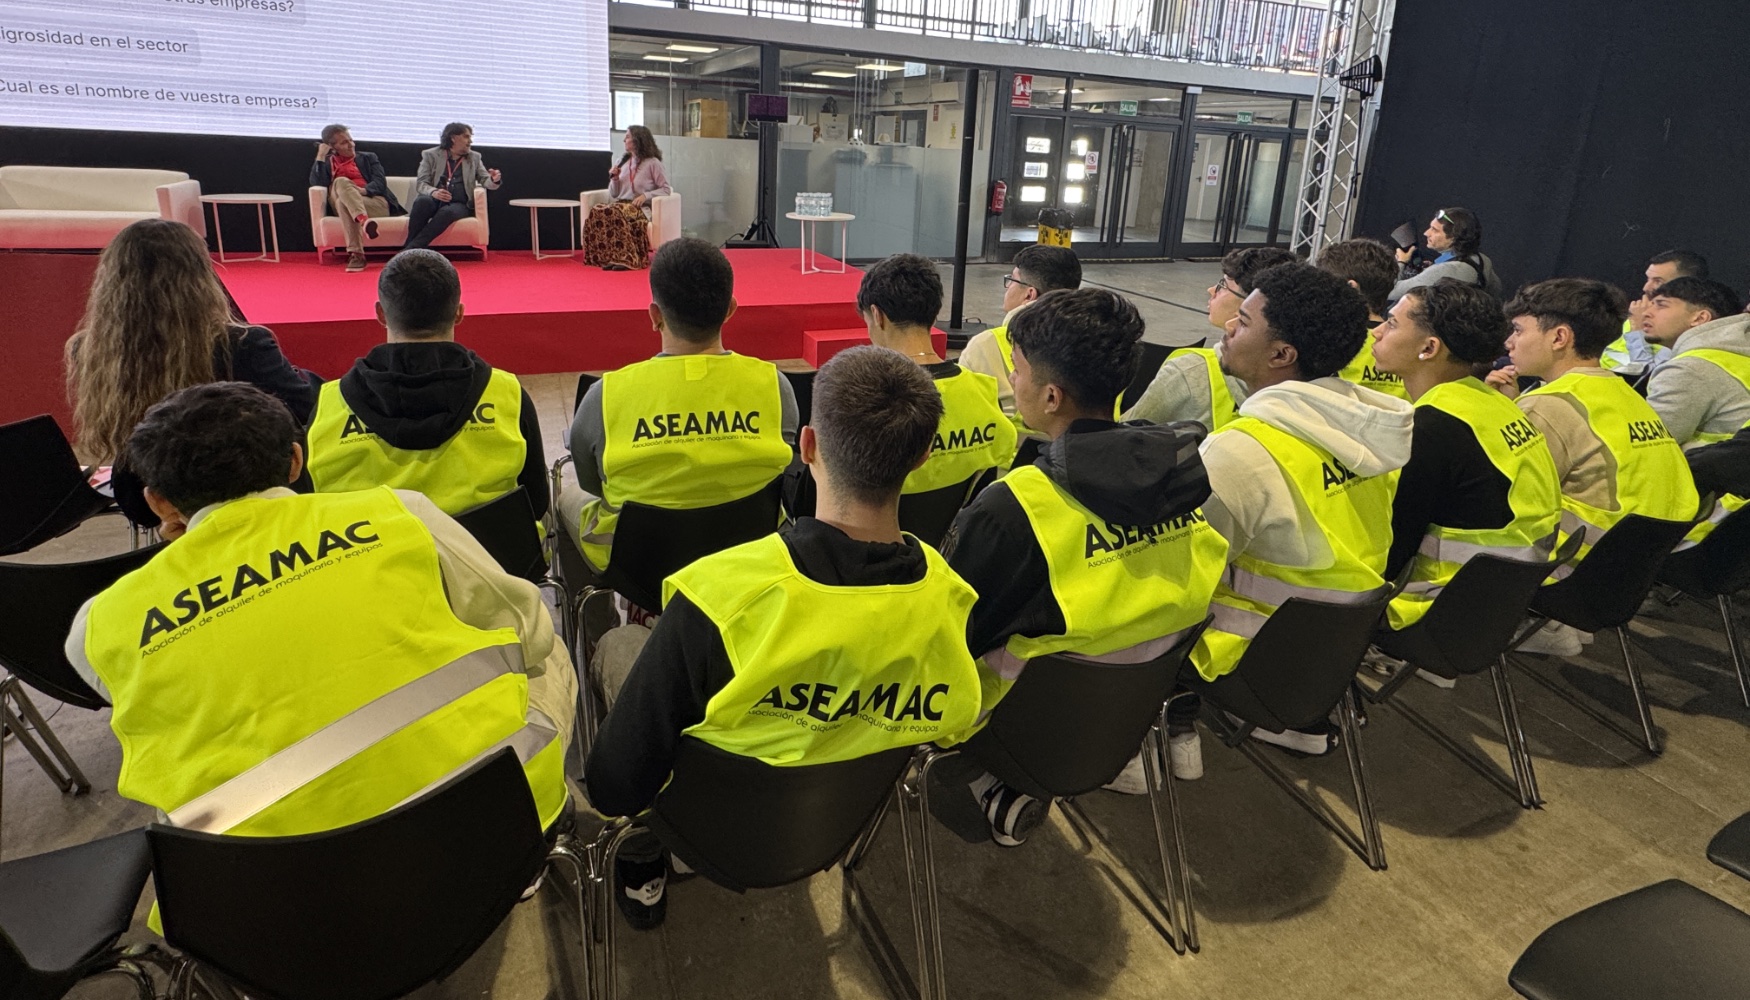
802, 327, 949, 368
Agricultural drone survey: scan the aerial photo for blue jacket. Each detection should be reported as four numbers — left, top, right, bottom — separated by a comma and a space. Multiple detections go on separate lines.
310, 151, 406, 215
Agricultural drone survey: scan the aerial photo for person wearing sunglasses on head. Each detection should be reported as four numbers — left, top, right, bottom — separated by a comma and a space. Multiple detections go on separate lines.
1390, 207, 1501, 302
1122, 246, 1293, 432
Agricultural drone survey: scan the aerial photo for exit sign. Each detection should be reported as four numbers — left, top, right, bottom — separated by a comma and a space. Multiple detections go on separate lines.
1236, 111, 1254, 124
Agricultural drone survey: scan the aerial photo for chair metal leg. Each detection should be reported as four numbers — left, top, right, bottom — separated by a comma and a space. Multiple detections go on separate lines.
1491, 657, 1543, 808
894, 771, 935, 1000
912, 752, 950, 1000
1139, 725, 1190, 954
596, 821, 639, 1000
844, 788, 892, 873
1335, 689, 1387, 870
1719, 594, 1750, 708
1156, 726, 1200, 952
1615, 627, 1662, 755
546, 836, 596, 1000
0, 678, 89, 794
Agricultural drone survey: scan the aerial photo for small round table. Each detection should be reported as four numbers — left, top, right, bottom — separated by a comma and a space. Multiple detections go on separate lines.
786, 212, 855, 274
201, 194, 293, 263
510, 198, 583, 260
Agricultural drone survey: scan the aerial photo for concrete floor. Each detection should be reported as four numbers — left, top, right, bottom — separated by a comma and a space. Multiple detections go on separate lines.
948, 259, 1222, 350
7, 260, 1750, 999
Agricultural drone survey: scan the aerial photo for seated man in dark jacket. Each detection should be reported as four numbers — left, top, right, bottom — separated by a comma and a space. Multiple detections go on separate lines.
310, 123, 406, 272
303, 249, 547, 519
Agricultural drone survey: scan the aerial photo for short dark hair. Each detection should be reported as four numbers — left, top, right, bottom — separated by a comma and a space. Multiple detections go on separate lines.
1649, 249, 1709, 278
1252, 263, 1371, 380
811, 346, 943, 506
1317, 239, 1397, 316
1653, 276, 1742, 321
1400, 279, 1511, 365
378, 249, 461, 335
1006, 288, 1144, 410
1221, 246, 1299, 294
857, 254, 942, 329
649, 238, 734, 342
320, 124, 349, 144
122, 382, 296, 514
1012, 245, 1082, 294
440, 122, 472, 150
1504, 278, 1628, 359
1434, 207, 1483, 257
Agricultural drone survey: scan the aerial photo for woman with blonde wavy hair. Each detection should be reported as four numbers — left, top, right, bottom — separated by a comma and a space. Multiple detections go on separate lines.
65, 218, 314, 522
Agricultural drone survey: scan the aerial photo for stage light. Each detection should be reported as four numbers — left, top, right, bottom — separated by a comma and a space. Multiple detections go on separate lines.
666, 44, 720, 53
643, 54, 689, 63
812, 70, 857, 78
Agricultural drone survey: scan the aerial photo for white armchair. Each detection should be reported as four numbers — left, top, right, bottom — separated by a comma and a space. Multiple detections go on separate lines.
309, 177, 488, 260
580, 189, 682, 249
0, 166, 205, 249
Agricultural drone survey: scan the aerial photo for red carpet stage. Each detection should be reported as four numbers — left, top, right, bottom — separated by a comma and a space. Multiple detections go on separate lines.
215, 250, 867, 379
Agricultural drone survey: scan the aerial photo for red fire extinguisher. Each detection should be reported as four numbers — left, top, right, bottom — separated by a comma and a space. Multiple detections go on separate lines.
989, 180, 1007, 214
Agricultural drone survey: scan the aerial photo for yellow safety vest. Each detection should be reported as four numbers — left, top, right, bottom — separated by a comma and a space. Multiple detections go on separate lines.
84, 488, 567, 838
1522, 370, 1699, 572
905, 367, 1017, 495
1600, 322, 1672, 371
1386, 378, 1561, 630
998, 465, 1227, 681
1338, 336, 1411, 402
666, 533, 985, 762
306, 369, 525, 516
1665, 348, 1750, 544
580, 353, 792, 568
1191, 418, 1397, 681
1169, 346, 1240, 430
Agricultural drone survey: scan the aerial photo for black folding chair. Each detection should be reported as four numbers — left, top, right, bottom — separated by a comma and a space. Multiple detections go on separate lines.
898, 469, 995, 549
1366, 534, 1582, 809
0, 415, 118, 556
453, 487, 548, 583
1518, 512, 1699, 755
1188, 589, 1396, 871
591, 737, 917, 1000
149, 749, 588, 1000
1707, 810, 1750, 882
1509, 879, 1750, 1000
1655, 504, 1750, 707
0, 829, 159, 1000
899, 622, 1210, 997
1121, 341, 1173, 413
0, 543, 166, 856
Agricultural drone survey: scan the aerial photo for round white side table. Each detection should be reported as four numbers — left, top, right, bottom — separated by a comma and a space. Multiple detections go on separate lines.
201, 194, 294, 263
510, 198, 583, 260
785, 212, 855, 274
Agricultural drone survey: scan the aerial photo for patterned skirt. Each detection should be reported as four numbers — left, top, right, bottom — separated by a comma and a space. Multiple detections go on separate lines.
584, 202, 651, 270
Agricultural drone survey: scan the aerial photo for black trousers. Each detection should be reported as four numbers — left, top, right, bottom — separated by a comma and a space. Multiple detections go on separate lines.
403, 194, 474, 249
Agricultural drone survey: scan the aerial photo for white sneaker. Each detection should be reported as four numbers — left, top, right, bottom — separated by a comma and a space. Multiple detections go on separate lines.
1244, 723, 1335, 756
1415, 668, 1457, 689
1103, 753, 1153, 795
1169, 730, 1203, 780
1362, 646, 1407, 677
1517, 620, 1583, 657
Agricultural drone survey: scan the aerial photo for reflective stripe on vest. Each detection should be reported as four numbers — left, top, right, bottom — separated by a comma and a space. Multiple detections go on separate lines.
306, 369, 525, 516
1191, 418, 1396, 681
582, 353, 792, 567
665, 533, 985, 762
1169, 347, 1239, 430
84, 488, 568, 835
995, 464, 1227, 678
1386, 377, 1563, 629
904, 367, 1018, 495
1523, 371, 1700, 575
1337, 336, 1411, 402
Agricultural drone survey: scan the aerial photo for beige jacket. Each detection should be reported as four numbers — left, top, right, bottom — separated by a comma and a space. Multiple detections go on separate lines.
1516, 368, 1621, 515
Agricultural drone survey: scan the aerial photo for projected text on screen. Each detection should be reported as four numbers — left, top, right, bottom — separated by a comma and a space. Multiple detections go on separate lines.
0, 0, 610, 151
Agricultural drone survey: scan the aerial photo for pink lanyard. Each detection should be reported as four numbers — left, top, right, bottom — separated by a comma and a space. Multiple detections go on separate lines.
444, 156, 465, 186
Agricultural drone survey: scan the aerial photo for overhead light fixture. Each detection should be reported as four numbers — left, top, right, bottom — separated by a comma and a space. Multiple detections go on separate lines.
665, 43, 719, 53
642, 54, 689, 62
856, 62, 904, 71
1147, 96, 1178, 102
791, 82, 835, 89
812, 69, 857, 78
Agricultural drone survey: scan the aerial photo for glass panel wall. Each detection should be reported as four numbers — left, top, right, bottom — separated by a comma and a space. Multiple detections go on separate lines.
1191, 91, 1295, 127
609, 34, 761, 246
776, 52, 985, 259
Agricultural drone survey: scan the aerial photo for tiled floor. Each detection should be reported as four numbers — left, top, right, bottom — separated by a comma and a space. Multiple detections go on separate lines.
7, 260, 1748, 1000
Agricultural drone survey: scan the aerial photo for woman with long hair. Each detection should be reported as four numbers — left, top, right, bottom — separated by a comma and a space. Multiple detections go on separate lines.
65, 218, 314, 521
586, 125, 674, 269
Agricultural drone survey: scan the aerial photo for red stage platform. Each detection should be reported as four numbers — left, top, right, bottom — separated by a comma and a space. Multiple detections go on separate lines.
215, 250, 867, 379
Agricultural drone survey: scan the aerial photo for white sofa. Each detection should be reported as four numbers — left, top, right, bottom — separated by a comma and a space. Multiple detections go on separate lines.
309, 176, 488, 260
0, 166, 204, 250
581, 189, 682, 250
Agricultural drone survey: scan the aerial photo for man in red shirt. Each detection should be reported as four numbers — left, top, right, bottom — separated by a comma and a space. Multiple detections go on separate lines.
310, 124, 405, 272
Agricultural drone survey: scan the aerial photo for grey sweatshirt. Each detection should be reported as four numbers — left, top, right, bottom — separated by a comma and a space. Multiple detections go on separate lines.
1647, 315, 1750, 449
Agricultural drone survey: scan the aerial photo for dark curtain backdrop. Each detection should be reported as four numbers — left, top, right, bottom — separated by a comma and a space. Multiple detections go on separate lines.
9, 126, 612, 253
1356, 0, 1750, 301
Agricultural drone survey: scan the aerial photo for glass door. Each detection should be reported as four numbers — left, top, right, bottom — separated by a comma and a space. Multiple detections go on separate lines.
1001, 115, 1063, 243
1110, 125, 1175, 248
1174, 129, 1293, 256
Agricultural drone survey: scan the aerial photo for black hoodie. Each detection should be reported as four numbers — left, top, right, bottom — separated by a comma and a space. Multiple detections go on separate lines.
330, 341, 549, 518
942, 418, 1211, 658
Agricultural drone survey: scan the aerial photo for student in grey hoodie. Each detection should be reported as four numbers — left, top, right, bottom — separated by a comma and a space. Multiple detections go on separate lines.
1641, 276, 1750, 447
1193, 262, 1415, 755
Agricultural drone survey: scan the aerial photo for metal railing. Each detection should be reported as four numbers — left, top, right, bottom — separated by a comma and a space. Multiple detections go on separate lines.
623, 0, 1328, 72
